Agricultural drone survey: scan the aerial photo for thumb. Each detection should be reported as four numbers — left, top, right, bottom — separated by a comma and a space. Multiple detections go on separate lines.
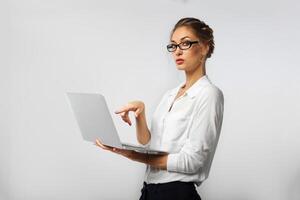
135, 111, 138, 117
135, 108, 142, 117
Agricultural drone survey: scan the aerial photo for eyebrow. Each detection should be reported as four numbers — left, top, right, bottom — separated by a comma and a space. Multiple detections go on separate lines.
171, 36, 191, 43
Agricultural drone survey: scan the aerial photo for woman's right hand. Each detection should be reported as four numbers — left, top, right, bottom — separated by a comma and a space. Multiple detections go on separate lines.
114, 101, 145, 126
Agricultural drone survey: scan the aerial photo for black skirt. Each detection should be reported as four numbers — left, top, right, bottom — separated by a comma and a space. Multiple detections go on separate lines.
139, 181, 201, 200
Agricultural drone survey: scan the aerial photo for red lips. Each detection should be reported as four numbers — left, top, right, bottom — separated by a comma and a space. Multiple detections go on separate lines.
176, 58, 184, 64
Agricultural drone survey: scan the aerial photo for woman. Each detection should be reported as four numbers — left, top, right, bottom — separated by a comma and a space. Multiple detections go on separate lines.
95, 17, 224, 200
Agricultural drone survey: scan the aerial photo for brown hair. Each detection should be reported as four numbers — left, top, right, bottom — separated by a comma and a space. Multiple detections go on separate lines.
170, 17, 215, 59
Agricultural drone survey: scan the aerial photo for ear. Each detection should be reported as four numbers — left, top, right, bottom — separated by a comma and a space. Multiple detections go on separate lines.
203, 43, 209, 57
200, 43, 209, 59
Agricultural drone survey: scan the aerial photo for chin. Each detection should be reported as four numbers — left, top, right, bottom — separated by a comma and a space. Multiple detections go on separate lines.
176, 64, 187, 70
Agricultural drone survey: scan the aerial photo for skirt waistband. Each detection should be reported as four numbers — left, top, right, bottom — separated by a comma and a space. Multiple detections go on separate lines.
143, 181, 195, 189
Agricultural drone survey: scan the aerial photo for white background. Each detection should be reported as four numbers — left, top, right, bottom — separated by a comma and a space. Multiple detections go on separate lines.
1, 0, 300, 199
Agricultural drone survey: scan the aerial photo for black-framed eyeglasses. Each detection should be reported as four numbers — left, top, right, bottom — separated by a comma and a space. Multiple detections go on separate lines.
166, 40, 200, 52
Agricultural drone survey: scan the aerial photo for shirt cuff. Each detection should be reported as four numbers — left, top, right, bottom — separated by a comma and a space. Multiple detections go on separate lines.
167, 153, 179, 172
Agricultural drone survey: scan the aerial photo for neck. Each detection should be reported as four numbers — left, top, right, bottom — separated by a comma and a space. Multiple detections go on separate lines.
182, 63, 206, 89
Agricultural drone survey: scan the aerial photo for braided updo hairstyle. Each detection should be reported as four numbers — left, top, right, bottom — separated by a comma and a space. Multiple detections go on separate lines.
170, 17, 215, 59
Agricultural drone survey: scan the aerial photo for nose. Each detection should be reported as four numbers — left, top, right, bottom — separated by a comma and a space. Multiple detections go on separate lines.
174, 47, 183, 56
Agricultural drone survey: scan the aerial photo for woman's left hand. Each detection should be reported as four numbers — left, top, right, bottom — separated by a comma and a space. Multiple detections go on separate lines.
95, 138, 139, 161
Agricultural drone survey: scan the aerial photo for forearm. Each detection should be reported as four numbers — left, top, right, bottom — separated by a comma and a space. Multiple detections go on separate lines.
135, 110, 151, 145
132, 151, 168, 170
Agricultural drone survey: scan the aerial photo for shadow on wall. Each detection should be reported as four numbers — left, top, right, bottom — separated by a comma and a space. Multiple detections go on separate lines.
287, 169, 300, 200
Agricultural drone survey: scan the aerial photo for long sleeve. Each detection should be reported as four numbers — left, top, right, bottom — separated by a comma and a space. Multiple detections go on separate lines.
166, 87, 224, 174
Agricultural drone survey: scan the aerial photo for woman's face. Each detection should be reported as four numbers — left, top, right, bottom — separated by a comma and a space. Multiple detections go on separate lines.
170, 26, 208, 72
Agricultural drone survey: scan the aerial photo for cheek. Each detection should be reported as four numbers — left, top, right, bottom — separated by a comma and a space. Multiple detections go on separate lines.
185, 49, 201, 64
192, 47, 202, 58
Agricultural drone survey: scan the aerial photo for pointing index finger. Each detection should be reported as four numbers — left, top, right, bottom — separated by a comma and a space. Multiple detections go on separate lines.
114, 105, 133, 114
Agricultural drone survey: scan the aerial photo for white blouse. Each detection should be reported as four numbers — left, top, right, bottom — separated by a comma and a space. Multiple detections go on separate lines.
142, 74, 224, 187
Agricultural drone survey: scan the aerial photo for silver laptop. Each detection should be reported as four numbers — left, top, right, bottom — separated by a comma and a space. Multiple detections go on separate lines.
66, 92, 167, 155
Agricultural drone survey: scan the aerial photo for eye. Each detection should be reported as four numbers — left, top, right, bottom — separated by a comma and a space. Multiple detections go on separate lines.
181, 41, 191, 47
167, 44, 176, 51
